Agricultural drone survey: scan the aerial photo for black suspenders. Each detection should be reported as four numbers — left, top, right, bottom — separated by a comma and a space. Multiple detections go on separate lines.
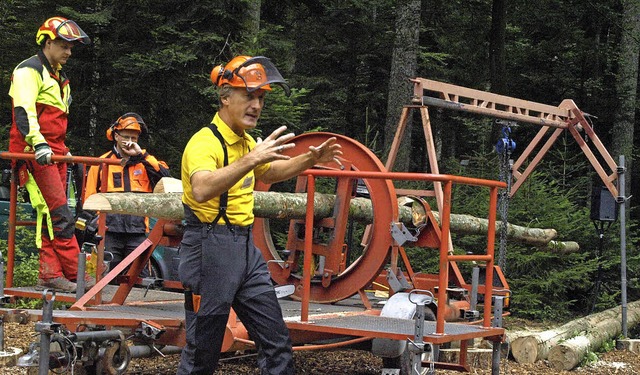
207, 125, 232, 227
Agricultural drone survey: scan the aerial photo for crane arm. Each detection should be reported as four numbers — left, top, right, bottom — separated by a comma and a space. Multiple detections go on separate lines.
409, 78, 619, 197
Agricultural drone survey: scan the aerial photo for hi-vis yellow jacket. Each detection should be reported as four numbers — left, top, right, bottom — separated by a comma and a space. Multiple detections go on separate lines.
9, 50, 71, 155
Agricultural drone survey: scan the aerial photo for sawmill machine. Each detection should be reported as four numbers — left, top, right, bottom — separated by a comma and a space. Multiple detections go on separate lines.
0, 76, 623, 374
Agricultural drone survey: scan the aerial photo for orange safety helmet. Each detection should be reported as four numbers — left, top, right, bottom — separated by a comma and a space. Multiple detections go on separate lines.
210, 56, 290, 96
36, 16, 91, 45
106, 112, 147, 141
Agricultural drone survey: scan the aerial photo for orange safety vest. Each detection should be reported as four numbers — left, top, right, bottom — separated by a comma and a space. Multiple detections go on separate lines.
84, 149, 170, 233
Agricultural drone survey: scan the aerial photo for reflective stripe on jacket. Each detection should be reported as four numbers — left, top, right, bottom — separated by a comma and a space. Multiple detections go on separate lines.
9, 50, 71, 155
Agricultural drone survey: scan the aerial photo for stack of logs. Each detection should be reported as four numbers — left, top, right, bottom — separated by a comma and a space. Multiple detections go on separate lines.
510, 300, 640, 370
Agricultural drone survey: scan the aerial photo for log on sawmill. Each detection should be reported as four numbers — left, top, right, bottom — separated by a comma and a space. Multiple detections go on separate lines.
546, 300, 640, 371
83, 191, 573, 249
511, 299, 640, 367
428, 212, 558, 246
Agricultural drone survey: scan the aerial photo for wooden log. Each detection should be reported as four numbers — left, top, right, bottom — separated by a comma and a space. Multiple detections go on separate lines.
547, 300, 640, 370
83, 191, 391, 222
83, 189, 571, 249
152, 177, 562, 247
511, 328, 572, 364
429, 212, 557, 246
153, 177, 182, 193
511, 299, 640, 367
616, 339, 640, 354
542, 240, 580, 254
473, 330, 533, 362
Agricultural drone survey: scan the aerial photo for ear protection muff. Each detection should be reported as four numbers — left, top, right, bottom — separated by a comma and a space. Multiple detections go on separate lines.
106, 120, 118, 141
210, 65, 235, 86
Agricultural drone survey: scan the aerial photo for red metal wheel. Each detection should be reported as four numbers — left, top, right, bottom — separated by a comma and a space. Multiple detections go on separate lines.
254, 132, 397, 303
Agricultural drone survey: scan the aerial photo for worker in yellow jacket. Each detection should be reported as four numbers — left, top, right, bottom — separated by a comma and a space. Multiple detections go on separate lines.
8, 16, 91, 293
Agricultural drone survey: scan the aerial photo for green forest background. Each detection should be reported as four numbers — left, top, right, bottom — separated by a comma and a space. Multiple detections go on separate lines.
1, 0, 640, 322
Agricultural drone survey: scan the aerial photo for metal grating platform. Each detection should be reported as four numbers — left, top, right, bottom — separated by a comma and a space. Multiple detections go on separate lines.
279, 296, 381, 318
87, 297, 372, 321
1, 284, 503, 347
88, 301, 185, 318
287, 314, 504, 344
0, 291, 503, 350
4, 284, 183, 304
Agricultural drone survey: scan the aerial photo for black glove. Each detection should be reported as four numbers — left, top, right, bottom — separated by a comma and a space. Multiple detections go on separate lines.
34, 143, 53, 165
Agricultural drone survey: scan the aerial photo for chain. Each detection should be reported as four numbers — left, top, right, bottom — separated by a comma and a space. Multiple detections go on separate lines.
496, 121, 516, 273
497, 157, 511, 272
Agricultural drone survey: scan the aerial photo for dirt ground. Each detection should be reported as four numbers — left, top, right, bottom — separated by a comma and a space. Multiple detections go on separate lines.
0, 321, 638, 374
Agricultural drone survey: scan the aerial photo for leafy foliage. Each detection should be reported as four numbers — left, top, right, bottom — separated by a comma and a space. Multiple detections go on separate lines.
1, 221, 39, 288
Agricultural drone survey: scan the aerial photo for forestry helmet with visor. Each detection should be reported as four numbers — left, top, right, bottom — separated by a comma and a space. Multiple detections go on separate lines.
210, 55, 290, 96
36, 16, 91, 45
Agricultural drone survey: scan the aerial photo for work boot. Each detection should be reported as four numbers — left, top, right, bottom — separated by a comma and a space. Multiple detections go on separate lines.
36, 277, 77, 293
84, 275, 96, 291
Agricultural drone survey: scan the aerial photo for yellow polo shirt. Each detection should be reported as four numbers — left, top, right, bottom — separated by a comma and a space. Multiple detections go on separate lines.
181, 114, 270, 226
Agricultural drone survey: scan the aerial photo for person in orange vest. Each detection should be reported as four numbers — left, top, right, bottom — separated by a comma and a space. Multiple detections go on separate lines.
84, 113, 170, 280
177, 55, 342, 375
8, 16, 92, 293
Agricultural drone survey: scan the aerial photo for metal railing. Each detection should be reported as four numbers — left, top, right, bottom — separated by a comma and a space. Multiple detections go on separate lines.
298, 168, 506, 333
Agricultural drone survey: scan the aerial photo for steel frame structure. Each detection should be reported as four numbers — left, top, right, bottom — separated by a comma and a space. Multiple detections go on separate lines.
0, 77, 621, 373
1, 139, 507, 372
405, 78, 619, 198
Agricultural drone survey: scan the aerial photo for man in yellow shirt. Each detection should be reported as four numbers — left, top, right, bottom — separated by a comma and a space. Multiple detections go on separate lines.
177, 56, 342, 375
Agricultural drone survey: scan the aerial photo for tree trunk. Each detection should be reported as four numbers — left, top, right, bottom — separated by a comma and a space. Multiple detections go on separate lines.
383, 0, 420, 172
612, 0, 640, 201
489, 0, 506, 95
511, 299, 640, 366
542, 240, 580, 254
84, 191, 576, 249
88, 1, 102, 156
243, 0, 261, 50
488, 0, 507, 143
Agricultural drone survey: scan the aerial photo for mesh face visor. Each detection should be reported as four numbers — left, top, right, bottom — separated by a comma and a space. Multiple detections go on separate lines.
57, 20, 91, 45
234, 56, 291, 96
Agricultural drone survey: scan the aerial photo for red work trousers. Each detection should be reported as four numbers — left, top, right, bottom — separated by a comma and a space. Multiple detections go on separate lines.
28, 161, 80, 280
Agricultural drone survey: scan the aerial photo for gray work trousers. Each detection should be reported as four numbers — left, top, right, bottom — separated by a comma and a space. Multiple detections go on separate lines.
176, 224, 295, 375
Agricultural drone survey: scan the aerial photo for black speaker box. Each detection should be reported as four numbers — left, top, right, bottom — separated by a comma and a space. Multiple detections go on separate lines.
590, 186, 618, 222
